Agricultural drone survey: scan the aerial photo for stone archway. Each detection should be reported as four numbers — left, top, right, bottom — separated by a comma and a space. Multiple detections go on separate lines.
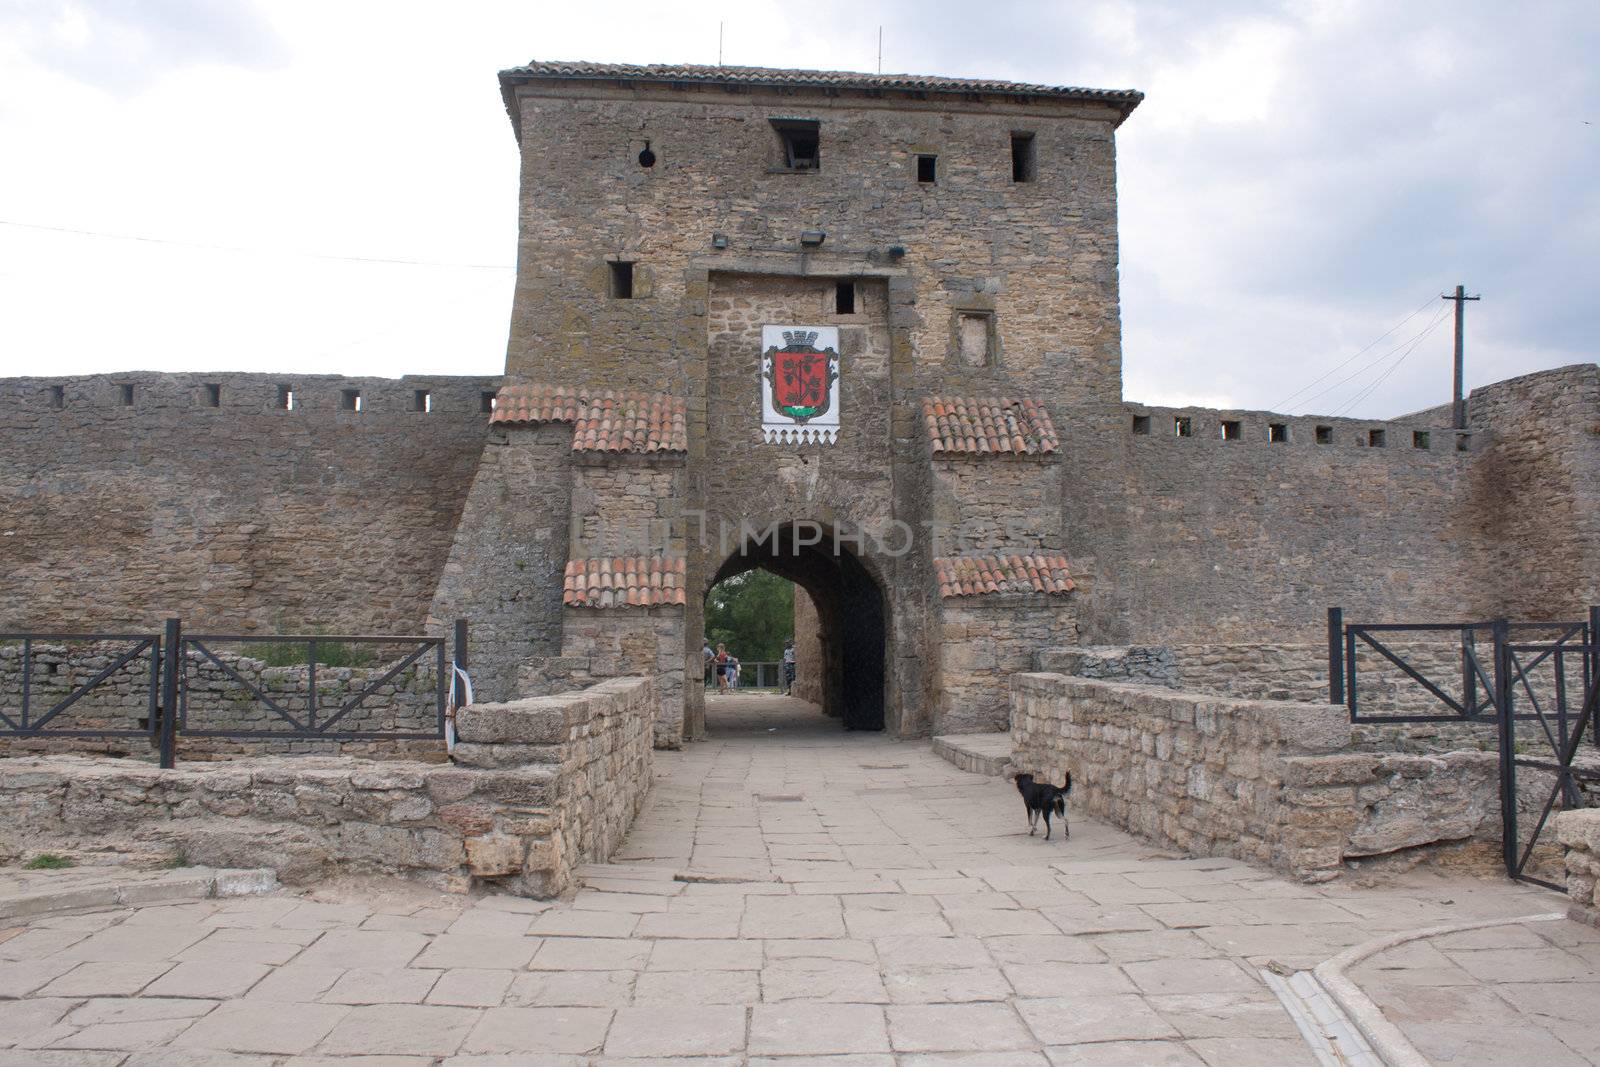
704, 522, 889, 732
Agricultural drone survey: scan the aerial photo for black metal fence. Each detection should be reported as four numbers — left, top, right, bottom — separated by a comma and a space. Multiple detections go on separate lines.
1329, 606, 1600, 888
0, 618, 468, 768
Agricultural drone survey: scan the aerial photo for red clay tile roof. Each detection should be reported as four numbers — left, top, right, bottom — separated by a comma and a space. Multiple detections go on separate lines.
936, 554, 1075, 598
924, 397, 1059, 456
563, 555, 687, 608
491, 384, 687, 453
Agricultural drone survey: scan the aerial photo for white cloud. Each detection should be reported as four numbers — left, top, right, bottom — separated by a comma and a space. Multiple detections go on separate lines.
0, 0, 1594, 417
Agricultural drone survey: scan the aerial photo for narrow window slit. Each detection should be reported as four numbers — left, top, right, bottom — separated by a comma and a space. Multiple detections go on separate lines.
609, 261, 634, 299
835, 281, 855, 315
1011, 132, 1036, 182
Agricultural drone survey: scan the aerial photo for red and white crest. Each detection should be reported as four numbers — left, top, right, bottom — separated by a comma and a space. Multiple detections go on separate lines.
761, 325, 840, 444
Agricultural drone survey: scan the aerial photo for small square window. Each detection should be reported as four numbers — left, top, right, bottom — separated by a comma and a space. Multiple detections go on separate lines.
119, 383, 134, 407
1412, 430, 1430, 449
1268, 423, 1289, 443
278, 384, 295, 411
1368, 428, 1386, 448
916, 154, 937, 183
414, 389, 432, 413
835, 281, 855, 315
1011, 132, 1036, 182
203, 383, 221, 408
771, 119, 820, 171
342, 388, 362, 412
1221, 420, 1242, 441
1174, 416, 1192, 438
1132, 414, 1151, 435
608, 261, 634, 299
1315, 425, 1333, 445
481, 391, 497, 414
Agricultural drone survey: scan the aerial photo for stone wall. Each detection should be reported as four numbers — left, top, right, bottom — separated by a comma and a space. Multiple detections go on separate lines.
1038, 639, 1501, 753
0, 372, 497, 636
1010, 674, 1499, 881
1104, 404, 1470, 645
937, 598, 1078, 734
428, 423, 574, 704
791, 590, 825, 705
1556, 809, 1600, 927
1467, 365, 1600, 623
0, 676, 657, 898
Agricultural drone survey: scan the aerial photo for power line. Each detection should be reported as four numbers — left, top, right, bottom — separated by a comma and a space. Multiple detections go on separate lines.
1291, 303, 1452, 415
1328, 310, 1453, 418
1271, 293, 1440, 411
0, 219, 513, 271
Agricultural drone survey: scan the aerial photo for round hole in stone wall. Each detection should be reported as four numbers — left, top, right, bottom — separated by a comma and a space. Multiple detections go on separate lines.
638, 141, 656, 168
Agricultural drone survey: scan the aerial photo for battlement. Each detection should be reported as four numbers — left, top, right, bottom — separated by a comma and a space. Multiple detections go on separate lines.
1122, 402, 1467, 455
0, 371, 502, 423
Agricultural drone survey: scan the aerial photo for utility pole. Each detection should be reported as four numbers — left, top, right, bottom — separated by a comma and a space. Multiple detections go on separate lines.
1443, 284, 1481, 430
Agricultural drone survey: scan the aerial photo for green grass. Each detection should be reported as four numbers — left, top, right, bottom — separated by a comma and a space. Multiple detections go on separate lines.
252, 641, 378, 669
23, 854, 74, 870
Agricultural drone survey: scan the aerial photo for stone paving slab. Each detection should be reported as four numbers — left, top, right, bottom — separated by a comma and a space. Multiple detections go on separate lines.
1351, 916, 1600, 1064
0, 695, 1569, 1062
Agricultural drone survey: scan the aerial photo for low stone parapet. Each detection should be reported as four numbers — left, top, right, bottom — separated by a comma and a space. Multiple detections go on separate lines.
1556, 809, 1600, 926
0, 675, 658, 898
1011, 673, 1499, 881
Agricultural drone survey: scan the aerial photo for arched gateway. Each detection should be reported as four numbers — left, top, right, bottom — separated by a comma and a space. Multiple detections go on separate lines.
429, 62, 1111, 746
705, 522, 889, 733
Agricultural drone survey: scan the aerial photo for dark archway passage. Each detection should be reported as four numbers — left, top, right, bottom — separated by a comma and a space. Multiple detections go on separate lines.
707, 523, 888, 731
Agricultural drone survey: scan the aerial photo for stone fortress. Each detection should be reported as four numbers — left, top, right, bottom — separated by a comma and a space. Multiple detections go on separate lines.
3, 60, 1597, 765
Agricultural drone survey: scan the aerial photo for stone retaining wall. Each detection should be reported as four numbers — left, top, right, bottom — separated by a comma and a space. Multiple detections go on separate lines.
1036, 640, 1500, 753
0, 676, 657, 898
1556, 809, 1600, 926
1011, 674, 1499, 881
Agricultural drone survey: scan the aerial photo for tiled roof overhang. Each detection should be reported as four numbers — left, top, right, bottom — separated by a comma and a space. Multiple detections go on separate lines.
563, 555, 687, 608
491, 384, 687, 454
498, 61, 1143, 136
924, 397, 1059, 456
936, 554, 1075, 598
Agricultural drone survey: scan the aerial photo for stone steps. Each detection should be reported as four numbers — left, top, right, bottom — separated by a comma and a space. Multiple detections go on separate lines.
931, 732, 1014, 776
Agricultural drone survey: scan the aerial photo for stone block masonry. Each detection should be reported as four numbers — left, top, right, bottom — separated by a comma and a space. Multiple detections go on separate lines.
1556, 809, 1600, 927
1011, 673, 1499, 881
0, 676, 657, 898
0, 371, 499, 636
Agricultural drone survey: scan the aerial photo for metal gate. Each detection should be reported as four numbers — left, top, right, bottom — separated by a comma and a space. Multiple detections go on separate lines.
1329, 607, 1600, 888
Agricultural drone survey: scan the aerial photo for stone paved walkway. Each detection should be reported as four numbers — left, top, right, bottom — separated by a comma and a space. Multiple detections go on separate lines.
1352, 917, 1600, 1064
0, 694, 1574, 1064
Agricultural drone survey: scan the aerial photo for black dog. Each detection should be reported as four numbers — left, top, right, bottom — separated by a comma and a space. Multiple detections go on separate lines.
1014, 772, 1073, 840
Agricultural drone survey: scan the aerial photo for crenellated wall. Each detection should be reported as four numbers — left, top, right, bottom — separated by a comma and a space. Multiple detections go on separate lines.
0, 372, 498, 636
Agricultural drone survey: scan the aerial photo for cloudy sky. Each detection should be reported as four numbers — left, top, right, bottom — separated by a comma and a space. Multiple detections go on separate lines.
1, 0, 1594, 417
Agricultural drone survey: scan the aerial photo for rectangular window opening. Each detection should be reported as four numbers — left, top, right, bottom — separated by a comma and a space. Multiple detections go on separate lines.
481, 391, 497, 414
1132, 414, 1151, 435
1268, 422, 1289, 443
1412, 430, 1430, 449
414, 388, 432, 413
1456, 431, 1471, 452
204, 383, 221, 408
119, 383, 134, 407
834, 281, 855, 315
1174, 416, 1192, 438
608, 261, 634, 299
342, 388, 362, 412
1315, 425, 1333, 445
1011, 132, 1036, 182
278, 384, 295, 411
771, 119, 820, 171
50, 384, 64, 410
1221, 420, 1242, 441
957, 311, 994, 367
1368, 428, 1387, 448
916, 154, 937, 183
